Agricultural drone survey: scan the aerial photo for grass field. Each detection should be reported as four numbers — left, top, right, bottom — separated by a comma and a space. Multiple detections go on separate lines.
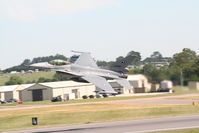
0, 72, 55, 85
172, 86, 199, 94
0, 87, 199, 131
1, 73, 199, 132
1, 104, 199, 131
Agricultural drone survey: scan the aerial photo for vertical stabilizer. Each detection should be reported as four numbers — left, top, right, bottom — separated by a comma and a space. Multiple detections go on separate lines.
109, 55, 137, 73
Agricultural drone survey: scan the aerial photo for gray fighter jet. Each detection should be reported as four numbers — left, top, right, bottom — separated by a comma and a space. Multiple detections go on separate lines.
31, 52, 135, 94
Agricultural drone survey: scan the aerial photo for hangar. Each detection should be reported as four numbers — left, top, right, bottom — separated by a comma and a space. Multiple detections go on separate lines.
0, 85, 18, 101
0, 81, 96, 102
127, 74, 152, 93
0, 74, 153, 102
16, 83, 50, 102
17, 81, 96, 102
0, 84, 33, 101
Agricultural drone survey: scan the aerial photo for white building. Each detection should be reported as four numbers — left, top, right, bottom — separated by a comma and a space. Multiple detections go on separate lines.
16, 81, 96, 102
188, 81, 199, 90
0, 85, 18, 101
127, 74, 152, 93
0, 75, 153, 102
160, 80, 173, 89
0, 84, 33, 101
109, 80, 134, 94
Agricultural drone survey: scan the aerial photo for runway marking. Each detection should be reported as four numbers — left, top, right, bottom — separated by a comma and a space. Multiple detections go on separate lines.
124, 125, 199, 133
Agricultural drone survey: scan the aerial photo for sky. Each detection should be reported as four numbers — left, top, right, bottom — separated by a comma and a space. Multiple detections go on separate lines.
0, 0, 199, 69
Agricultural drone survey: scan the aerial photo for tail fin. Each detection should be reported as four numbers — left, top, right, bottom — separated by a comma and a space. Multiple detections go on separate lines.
109, 55, 137, 73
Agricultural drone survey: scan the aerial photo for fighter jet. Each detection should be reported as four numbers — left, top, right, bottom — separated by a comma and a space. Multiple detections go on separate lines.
31, 52, 136, 94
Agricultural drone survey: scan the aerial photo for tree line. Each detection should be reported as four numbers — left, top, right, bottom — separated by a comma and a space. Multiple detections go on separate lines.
5, 73, 69, 85
3, 54, 68, 73
3, 48, 199, 86
129, 48, 199, 85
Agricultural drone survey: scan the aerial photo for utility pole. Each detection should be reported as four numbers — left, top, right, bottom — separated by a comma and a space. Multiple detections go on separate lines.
180, 69, 184, 87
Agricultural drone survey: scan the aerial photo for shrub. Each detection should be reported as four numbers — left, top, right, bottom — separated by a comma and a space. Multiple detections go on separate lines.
102, 94, 108, 98
89, 95, 95, 99
5, 76, 23, 85
82, 95, 88, 99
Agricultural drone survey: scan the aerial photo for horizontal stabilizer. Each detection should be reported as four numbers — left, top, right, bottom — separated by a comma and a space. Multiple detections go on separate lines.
116, 79, 133, 90
82, 75, 117, 94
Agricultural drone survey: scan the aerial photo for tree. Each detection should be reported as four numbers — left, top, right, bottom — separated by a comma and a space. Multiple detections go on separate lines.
128, 68, 142, 74
170, 48, 197, 67
21, 59, 31, 66
140, 64, 169, 83
192, 58, 199, 79
53, 73, 69, 81
37, 77, 52, 83
4, 54, 68, 73
116, 56, 124, 62
5, 76, 24, 85
144, 51, 164, 63
97, 61, 109, 67
169, 48, 198, 85
127, 51, 141, 65
32, 54, 68, 64
151, 51, 163, 59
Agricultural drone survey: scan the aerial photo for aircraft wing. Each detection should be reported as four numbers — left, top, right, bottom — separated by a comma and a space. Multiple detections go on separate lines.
82, 75, 117, 94
74, 52, 98, 68
56, 70, 82, 77
116, 79, 133, 90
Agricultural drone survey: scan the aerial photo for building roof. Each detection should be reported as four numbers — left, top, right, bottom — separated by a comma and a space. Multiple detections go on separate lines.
127, 74, 147, 81
0, 84, 34, 92
15, 84, 35, 91
0, 81, 94, 92
39, 81, 93, 88
0, 85, 19, 92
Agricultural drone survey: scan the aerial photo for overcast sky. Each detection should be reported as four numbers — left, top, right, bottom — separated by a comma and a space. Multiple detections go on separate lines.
0, 0, 199, 69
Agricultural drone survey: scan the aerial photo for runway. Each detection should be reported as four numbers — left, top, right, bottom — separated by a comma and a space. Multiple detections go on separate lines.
5, 115, 199, 133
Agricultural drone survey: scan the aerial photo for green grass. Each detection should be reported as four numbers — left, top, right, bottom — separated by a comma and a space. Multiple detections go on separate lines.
0, 72, 55, 85
1, 104, 199, 131
172, 86, 199, 94
155, 128, 199, 133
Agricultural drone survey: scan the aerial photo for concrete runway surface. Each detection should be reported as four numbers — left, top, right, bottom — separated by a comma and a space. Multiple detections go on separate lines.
4, 115, 199, 133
